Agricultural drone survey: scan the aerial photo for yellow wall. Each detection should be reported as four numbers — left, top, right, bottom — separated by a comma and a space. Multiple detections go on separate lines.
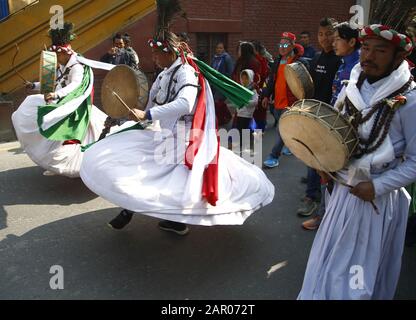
0, 0, 155, 93
8, 0, 37, 14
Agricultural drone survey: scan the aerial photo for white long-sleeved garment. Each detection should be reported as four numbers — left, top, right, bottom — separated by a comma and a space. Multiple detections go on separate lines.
12, 54, 109, 178
80, 58, 275, 226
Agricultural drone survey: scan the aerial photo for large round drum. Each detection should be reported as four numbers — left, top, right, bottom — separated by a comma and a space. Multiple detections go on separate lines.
284, 61, 314, 100
40, 51, 57, 94
101, 65, 149, 118
279, 99, 359, 172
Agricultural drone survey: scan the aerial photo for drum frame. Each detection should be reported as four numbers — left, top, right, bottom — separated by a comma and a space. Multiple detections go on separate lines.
39, 51, 57, 94
281, 99, 359, 171
101, 65, 149, 119
284, 62, 314, 100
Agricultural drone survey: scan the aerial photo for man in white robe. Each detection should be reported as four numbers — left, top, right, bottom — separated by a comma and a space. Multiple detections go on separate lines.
12, 22, 115, 178
299, 25, 416, 300
80, 2, 275, 235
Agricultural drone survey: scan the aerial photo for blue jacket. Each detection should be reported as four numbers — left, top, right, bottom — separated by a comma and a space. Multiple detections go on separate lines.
303, 46, 317, 59
331, 49, 360, 105
211, 52, 234, 78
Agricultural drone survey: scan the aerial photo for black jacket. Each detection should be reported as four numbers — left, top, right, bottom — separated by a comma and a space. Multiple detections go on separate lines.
100, 48, 134, 68
308, 50, 341, 104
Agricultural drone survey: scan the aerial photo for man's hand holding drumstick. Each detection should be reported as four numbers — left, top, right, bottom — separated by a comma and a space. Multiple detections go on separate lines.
44, 92, 58, 103
129, 108, 146, 121
106, 85, 146, 122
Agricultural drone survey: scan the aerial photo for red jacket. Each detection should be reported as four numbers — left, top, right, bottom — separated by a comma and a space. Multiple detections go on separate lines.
256, 54, 270, 89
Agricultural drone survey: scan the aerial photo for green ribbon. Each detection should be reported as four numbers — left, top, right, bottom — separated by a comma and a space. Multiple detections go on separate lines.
407, 183, 416, 217
37, 65, 92, 142
193, 58, 254, 109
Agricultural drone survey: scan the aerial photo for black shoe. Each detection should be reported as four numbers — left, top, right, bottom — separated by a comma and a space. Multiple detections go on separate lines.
158, 220, 189, 236
300, 177, 308, 184
108, 210, 133, 230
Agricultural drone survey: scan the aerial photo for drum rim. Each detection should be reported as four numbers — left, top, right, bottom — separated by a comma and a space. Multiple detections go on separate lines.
280, 114, 350, 170
101, 65, 149, 118
281, 99, 360, 168
40, 50, 57, 94
284, 99, 359, 142
285, 62, 314, 98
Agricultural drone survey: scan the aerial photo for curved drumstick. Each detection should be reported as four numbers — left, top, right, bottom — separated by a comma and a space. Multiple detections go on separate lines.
292, 138, 380, 215
12, 43, 29, 84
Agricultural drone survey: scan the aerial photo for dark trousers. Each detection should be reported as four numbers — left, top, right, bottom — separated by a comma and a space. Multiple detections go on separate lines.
270, 108, 286, 158
306, 167, 321, 201
236, 117, 252, 151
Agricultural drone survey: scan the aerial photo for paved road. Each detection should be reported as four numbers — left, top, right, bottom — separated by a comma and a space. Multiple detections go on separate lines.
0, 124, 415, 300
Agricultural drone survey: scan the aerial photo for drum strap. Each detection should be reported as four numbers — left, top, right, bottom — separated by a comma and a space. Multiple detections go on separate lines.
56, 68, 70, 83
56, 63, 82, 84
153, 64, 201, 120
153, 64, 182, 105
170, 83, 201, 101
343, 73, 415, 158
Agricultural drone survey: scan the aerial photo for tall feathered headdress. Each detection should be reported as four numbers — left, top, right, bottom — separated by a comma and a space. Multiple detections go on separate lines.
48, 22, 76, 54
148, 0, 186, 53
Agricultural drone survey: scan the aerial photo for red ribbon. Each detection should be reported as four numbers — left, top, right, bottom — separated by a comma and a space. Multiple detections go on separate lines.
184, 57, 219, 206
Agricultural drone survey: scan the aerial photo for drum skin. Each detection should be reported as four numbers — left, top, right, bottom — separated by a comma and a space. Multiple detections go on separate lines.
284, 62, 314, 100
40, 51, 57, 94
279, 99, 359, 172
102, 65, 149, 118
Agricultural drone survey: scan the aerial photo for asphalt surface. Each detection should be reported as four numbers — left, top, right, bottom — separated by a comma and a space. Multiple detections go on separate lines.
0, 122, 415, 300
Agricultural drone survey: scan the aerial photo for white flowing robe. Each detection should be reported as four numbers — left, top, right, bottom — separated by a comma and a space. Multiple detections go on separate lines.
299, 61, 416, 300
12, 54, 112, 178
80, 58, 275, 226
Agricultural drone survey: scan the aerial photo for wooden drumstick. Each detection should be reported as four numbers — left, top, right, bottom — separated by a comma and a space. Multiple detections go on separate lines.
12, 43, 29, 84
105, 85, 140, 121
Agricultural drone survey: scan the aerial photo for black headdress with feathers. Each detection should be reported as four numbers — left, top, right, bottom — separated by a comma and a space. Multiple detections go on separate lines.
149, 0, 186, 53
48, 22, 76, 46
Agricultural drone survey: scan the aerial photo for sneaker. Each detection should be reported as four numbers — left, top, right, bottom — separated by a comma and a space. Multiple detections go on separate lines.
108, 209, 133, 230
297, 198, 318, 217
263, 156, 280, 168
43, 170, 57, 176
302, 216, 322, 231
158, 220, 189, 236
282, 146, 292, 156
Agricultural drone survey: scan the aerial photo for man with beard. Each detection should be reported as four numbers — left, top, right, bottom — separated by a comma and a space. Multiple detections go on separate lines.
298, 24, 416, 300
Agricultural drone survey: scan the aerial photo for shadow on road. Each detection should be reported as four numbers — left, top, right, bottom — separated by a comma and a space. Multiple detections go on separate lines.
0, 208, 296, 300
7, 147, 25, 156
0, 165, 98, 207
0, 206, 7, 231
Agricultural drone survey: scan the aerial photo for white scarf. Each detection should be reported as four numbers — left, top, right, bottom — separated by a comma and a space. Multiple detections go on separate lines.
335, 60, 412, 184
42, 53, 115, 130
